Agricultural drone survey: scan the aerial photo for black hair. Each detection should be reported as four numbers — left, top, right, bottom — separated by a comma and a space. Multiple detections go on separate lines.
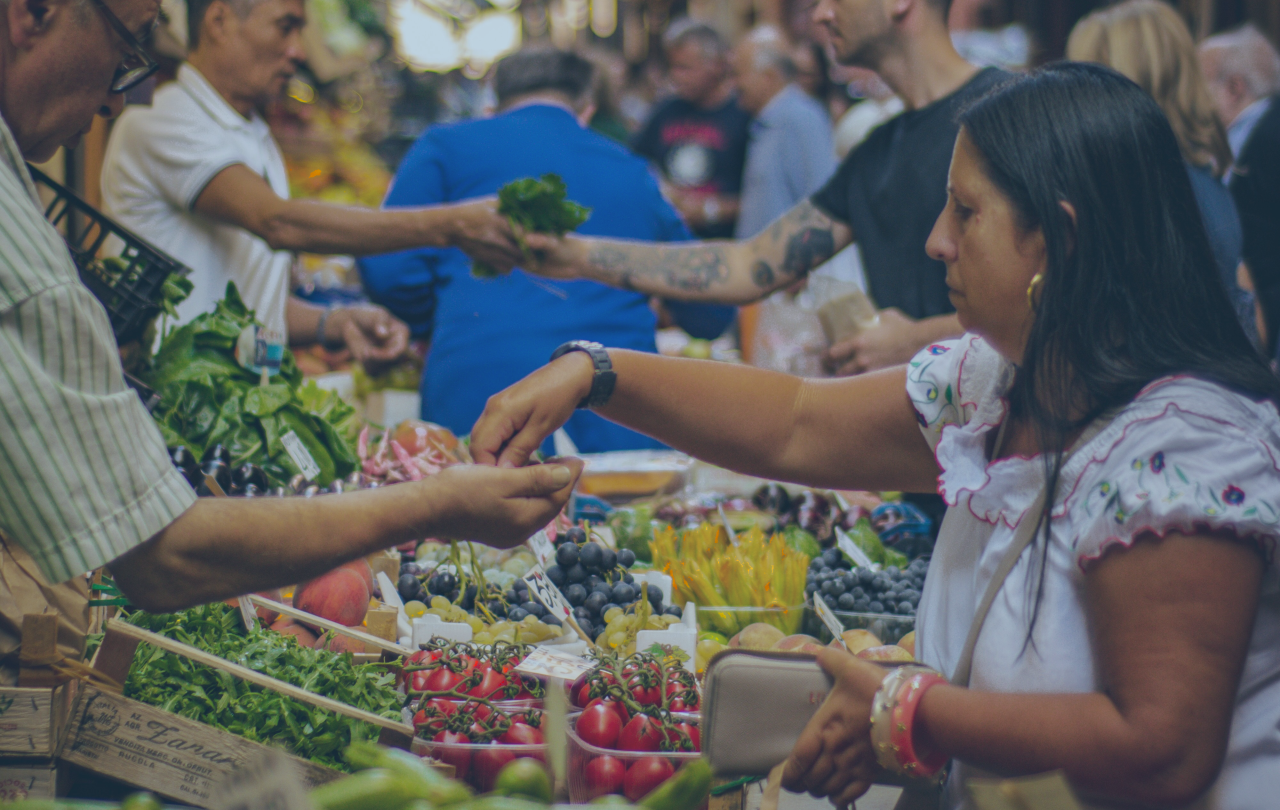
958, 62, 1280, 645
187, 0, 213, 49
493, 49, 596, 108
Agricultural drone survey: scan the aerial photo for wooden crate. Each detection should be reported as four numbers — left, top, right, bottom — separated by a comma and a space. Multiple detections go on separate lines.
0, 684, 74, 758
0, 759, 64, 801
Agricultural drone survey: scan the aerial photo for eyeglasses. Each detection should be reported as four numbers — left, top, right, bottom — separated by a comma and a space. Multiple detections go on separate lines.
87, 0, 161, 94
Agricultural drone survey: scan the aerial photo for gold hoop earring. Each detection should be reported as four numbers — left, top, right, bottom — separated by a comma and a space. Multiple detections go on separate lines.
1026, 273, 1044, 308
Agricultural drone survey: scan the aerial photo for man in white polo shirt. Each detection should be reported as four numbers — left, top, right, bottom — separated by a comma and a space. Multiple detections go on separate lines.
102, 0, 523, 352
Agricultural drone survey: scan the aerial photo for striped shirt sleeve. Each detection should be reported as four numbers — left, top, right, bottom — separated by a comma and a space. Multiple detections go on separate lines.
1, 132, 196, 583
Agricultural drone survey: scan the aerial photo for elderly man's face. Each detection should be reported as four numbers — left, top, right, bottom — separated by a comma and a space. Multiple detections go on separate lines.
211, 0, 306, 111
3, 0, 159, 161
667, 41, 727, 107
731, 41, 780, 116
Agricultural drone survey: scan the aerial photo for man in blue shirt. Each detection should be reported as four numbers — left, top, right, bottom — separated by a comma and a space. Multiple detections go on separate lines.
360, 49, 733, 453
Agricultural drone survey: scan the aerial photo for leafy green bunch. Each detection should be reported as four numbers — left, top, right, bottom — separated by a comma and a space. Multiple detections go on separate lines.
472, 174, 591, 278
144, 283, 361, 486
123, 603, 402, 771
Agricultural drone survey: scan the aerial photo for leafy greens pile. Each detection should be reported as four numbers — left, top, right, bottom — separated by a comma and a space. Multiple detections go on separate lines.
123, 603, 402, 771
472, 173, 591, 278
144, 283, 360, 486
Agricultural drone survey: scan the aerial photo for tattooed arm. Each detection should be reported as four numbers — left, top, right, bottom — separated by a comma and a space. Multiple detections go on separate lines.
525, 201, 853, 305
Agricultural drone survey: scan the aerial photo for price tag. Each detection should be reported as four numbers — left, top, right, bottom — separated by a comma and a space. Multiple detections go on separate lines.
235, 324, 285, 377
812, 594, 847, 649
210, 748, 310, 810
236, 596, 258, 631
514, 647, 595, 681
522, 566, 572, 622
528, 530, 555, 567
836, 527, 876, 570
281, 430, 321, 481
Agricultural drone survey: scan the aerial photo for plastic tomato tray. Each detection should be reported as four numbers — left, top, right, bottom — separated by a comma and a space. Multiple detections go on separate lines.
566, 711, 702, 804
411, 735, 550, 793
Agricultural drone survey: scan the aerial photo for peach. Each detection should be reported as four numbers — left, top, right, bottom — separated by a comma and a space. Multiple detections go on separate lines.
318, 632, 367, 655
841, 629, 882, 655
734, 623, 786, 651
341, 559, 376, 595
856, 645, 915, 662
294, 567, 371, 627
897, 631, 916, 658
270, 618, 317, 648
773, 634, 822, 651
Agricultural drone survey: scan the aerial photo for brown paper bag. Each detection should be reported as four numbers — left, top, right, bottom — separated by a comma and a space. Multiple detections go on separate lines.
0, 532, 90, 685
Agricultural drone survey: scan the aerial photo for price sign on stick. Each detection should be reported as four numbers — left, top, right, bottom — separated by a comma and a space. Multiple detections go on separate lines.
527, 529, 555, 567
812, 594, 847, 650
514, 647, 595, 682
836, 527, 876, 570
236, 596, 258, 632
523, 565, 595, 647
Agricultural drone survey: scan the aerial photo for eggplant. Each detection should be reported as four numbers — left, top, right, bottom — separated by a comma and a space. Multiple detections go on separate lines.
240, 484, 262, 498
201, 443, 232, 466
201, 460, 231, 493
230, 463, 268, 494
752, 483, 792, 515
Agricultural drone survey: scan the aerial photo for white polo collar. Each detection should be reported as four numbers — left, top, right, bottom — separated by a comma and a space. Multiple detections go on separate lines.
177, 63, 261, 132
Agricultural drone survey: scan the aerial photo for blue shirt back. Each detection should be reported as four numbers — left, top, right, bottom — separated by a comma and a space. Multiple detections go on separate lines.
359, 104, 734, 453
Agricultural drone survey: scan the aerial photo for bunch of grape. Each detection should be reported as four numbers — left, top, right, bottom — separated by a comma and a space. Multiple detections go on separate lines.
804, 548, 927, 616
545, 528, 682, 641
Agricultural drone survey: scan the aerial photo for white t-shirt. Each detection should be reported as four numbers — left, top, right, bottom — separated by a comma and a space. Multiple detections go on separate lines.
908, 334, 1280, 810
101, 64, 292, 336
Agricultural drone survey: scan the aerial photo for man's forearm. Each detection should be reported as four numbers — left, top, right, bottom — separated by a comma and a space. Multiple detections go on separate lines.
110, 481, 448, 612
262, 200, 460, 255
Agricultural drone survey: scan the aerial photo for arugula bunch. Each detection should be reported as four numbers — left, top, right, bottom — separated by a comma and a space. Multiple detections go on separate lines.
472, 173, 591, 278
123, 603, 402, 771
144, 283, 361, 486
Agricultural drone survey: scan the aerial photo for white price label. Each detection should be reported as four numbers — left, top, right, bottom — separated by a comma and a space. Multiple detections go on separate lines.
812, 594, 847, 649
528, 530, 556, 567
236, 596, 258, 631
836, 527, 876, 570
514, 647, 595, 681
210, 749, 310, 810
522, 566, 572, 622
281, 430, 321, 481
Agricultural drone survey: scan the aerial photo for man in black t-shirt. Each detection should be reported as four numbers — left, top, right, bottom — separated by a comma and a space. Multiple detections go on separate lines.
632, 19, 751, 239
510, 0, 1004, 376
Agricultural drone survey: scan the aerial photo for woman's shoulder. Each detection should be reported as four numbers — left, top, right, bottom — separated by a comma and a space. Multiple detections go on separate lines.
907, 333, 1011, 451
1063, 376, 1280, 572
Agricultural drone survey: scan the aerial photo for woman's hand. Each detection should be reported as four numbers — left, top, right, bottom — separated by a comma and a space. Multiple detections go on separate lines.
782, 648, 888, 809
328, 305, 411, 372
471, 353, 595, 468
423, 459, 584, 545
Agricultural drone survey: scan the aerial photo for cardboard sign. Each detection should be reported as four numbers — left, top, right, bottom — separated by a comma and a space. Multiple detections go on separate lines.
281, 431, 321, 481
527, 530, 555, 568
812, 594, 847, 649
210, 749, 311, 810
514, 648, 594, 682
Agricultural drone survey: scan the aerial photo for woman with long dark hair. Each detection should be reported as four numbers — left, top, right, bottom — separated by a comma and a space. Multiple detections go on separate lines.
471, 63, 1280, 809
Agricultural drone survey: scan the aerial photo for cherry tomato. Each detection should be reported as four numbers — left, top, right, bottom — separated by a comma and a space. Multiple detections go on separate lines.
617, 714, 663, 752
629, 677, 660, 708
469, 668, 508, 699
413, 698, 457, 733
429, 730, 472, 774
571, 673, 591, 707
470, 747, 516, 792
500, 722, 545, 747
576, 703, 622, 749
424, 667, 464, 693
463, 700, 493, 723
586, 697, 630, 726
664, 722, 700, 752
623, 756, 674, 802
584, 755, 626, 799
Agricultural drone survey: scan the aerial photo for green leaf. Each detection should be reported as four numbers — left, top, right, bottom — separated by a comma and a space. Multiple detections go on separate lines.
243, 384, 292, 417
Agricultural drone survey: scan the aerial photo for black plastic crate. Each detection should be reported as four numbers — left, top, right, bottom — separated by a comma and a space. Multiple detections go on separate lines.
27, 165, 190, 346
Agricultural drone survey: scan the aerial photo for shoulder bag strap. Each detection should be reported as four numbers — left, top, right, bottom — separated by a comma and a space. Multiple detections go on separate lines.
949, 414, 1116, 688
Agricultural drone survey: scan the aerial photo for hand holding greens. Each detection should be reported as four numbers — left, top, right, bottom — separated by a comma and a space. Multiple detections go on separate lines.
472, 174, 591, 278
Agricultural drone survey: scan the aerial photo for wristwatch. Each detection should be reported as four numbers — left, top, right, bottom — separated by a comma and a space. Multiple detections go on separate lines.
550, 340, 616, 410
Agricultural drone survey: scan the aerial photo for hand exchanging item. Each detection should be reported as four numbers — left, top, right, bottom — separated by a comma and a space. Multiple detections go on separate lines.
327, 304, 411, 373
470, 351, 596, 469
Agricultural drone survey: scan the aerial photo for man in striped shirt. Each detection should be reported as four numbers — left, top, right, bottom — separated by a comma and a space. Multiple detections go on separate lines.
0, 0, 580, 682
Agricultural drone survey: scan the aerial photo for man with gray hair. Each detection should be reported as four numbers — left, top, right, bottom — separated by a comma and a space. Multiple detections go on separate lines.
1201, 25, 1280, 359
632, 18, 751, 238
731, 26, 836, 239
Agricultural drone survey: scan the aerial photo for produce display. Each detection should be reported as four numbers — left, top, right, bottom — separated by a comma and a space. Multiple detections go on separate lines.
805, 547, 926, 618
122, 603, 402, 771
566, 649, 702, 802
472, 174, 591, 278
148, 283, 361, 488
359, 420, 469, 485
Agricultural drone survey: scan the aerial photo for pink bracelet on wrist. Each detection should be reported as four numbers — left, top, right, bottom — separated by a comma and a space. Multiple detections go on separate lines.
888, 671, 949, 777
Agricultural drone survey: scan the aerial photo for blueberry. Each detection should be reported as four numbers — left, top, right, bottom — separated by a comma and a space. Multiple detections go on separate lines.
851, 587, 866, 600
664, 605, 683, 618
899, 601, 914, 614
567, 564, 588, 584
584, 591, 608, 615
546, 564, 567, 587
580, 542, 605, 571
868, 601, 885, 613
507, 607, 528, 621
858, 568, 875, 585
830, 579, 847, 596
854, 599, 871, 612
820, 580, 834, 595
600, 547, 617, 571
556, 543, 580, 568
822, 548, 841, 567
612, 582, 636, 604
837, 592, 856, 610
805, 582, 818, 595
565, 583, 588, 606
809, 558, 824, 571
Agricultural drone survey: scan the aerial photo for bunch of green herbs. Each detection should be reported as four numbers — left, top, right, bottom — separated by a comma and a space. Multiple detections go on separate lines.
143, 282, 361, 486
472, 173, 591, 278
122, 603, 402, 771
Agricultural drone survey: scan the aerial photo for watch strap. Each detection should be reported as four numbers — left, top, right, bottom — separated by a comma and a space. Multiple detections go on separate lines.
550, 341, 616, 409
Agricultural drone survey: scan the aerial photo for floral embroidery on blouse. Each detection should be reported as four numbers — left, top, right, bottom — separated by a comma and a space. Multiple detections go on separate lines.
908, 343, 961, 432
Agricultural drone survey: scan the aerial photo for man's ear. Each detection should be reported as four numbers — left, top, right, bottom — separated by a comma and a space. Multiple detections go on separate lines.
9, 0, 56, 48
198, 0, 234, 47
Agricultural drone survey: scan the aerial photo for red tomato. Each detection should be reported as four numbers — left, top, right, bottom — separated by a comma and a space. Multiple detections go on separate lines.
623, 757, 675, 801
617, 714, 663, 753
586, 697, 630, 726
584, 755, 627, 799
500, 722, 545, 747
463, 700, 492, 723
410, 670, 432, 692
424, 667, 464, 693
429, 730, 472, 774
413, 698, 457, 733
469, 668, 508, 699
571, 673, 591, 707
665, 722, 700, 752
470, 748, 516, 792
576, 703, 622, 749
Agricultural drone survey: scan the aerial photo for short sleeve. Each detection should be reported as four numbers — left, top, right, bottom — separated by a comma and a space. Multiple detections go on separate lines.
109, 107, 242, 212
1069, 385, 1280, 573
906, 334, 1009, 452
809, 150, 854, 225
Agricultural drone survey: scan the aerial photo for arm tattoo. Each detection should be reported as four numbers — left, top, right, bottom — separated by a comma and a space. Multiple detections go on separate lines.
781, 228, 836, 279
752, 260, 776, 288
588, 243, 730, 293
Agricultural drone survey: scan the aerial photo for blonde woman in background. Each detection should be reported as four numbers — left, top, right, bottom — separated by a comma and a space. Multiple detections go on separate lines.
1069, 0, 1258, 346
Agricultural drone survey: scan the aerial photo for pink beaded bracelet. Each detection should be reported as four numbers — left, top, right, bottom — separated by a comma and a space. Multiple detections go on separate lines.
888, 671, 949, 776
